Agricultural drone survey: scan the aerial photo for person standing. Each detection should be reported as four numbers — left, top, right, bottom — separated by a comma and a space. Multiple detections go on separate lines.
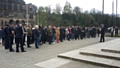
110, 26, 114, 37
86, 27, 91, 38
74, 28, 79, 40
100, 24, 105, 42
8, 22, 15, 52
60, 26, 64, 42
23, 24, 27, 45
42, 26, 47, 44
115, 26, 118, 37
56, 27, 60, 43
3, 24, 9, 50
77, 26, 81, 39
26, 24, 32, 48
97, 27, 101, 37
39, 24, 43, 45
67, 26, 71, 41
34, 25, 41, 48
1, 26, 4, 46
92, 26, 96, 38
52, 26, 56, 44
31, 27, 35, 44
71, 26, 75, 40
0, 26, 2, 44
15, 23, 26, 52
47, 25, 53, 44
63, 26, 66, 40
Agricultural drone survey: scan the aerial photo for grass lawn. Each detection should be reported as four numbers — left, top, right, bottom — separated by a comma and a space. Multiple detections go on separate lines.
105, 33, 120, 37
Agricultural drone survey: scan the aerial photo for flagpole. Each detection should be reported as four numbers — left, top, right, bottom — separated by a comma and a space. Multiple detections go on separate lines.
112, 0, 114, 26
26, 4, 29, 26
102, 0, 104, 24
116, 0, 118, 27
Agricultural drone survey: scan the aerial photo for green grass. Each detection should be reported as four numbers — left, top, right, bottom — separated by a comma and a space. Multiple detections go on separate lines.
105, 33, 120, 37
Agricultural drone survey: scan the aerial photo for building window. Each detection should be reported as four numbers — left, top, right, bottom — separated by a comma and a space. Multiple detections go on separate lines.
8, 3, 12, 10
29, 14, 33, 19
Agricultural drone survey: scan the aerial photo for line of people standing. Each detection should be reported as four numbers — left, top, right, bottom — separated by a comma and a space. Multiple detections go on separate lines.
0, 22, 105, 53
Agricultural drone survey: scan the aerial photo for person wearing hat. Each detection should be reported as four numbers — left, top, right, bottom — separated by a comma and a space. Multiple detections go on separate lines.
8, 22, 15, 52
3, 24, 9, 50
15, 23, 26, 52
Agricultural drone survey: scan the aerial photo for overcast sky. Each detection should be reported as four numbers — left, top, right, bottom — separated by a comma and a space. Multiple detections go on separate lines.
25, 0, 120, 14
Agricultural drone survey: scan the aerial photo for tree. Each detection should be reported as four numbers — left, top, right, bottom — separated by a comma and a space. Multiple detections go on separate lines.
73, 6, 82, 25
55, 3, 61, 14
63, 1, 72, 14
73, 6, 82, 14
35, 3, 120, 27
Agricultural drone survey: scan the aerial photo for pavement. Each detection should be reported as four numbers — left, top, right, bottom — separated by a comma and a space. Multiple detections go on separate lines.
0, 37, 114, 68
58, 39, 120, 68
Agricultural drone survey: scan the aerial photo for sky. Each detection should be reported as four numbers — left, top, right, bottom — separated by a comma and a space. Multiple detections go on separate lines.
25, 0, 120, 14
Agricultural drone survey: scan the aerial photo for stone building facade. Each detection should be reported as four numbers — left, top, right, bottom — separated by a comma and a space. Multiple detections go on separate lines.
0, 0, 37, 26
27, 3, 37, 25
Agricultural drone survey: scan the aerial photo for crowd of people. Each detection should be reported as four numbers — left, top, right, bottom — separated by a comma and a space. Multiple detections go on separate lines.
0, 21, 106, 53
109, 26, 119, 37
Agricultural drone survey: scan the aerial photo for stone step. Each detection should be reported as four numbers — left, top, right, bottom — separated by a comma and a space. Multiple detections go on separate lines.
80, 50, 120, 60
101, 48, 120, 54
58, 50, 120, 68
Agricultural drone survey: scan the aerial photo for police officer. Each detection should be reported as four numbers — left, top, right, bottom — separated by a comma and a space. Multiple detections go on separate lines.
15, 23, 26, 52
100, 24, 105, 42
3, 24, 9, 50
8, 22, 15, 52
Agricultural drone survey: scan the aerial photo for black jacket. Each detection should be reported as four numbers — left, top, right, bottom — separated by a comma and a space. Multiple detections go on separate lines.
15, 26, 23, 38
101, 27, 105, 35
34, 28, 41, 38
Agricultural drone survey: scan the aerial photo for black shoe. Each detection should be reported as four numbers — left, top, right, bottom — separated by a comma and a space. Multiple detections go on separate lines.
10, 50, 14, 52
23, 44, 26, 45
36, 47, 39, 49
5, 48, 9, 50
21, 50, 27, 52
16, 51, 20, 53
28, 46, 31, 48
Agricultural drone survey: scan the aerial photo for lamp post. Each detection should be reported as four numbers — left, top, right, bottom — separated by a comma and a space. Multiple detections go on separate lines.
102, 0, 104, 24
112, 0, 114, 26
47, 5, 52, 25
36, 7, 38, 25
115, 0, 118, 27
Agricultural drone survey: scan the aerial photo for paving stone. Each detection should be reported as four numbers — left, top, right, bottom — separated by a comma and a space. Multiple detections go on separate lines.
0, 37, 113, 68
35, 58, 70, 68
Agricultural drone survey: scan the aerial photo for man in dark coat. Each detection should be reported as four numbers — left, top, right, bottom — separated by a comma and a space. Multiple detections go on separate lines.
39, 24, 43, 45
100, 24, 105, 42
23, 24, 27, 45
42, 26, 47, 44
92, 26, 96, 38
60, 26, 64, 42
8, 22, 15, 52
115, 26, 118, 37
3, 24, 9, 50
34, 25, 41, 48
52, 26, 56, 43
78, 26, 81, 39
47, 25, 53, 44
15, 23, 26, 52
74, 28, 79, 40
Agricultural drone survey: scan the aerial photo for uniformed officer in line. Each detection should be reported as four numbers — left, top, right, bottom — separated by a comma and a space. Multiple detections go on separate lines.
100, 24, 105, 42
9, 22, 15, 52
3, 24, 9, 50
